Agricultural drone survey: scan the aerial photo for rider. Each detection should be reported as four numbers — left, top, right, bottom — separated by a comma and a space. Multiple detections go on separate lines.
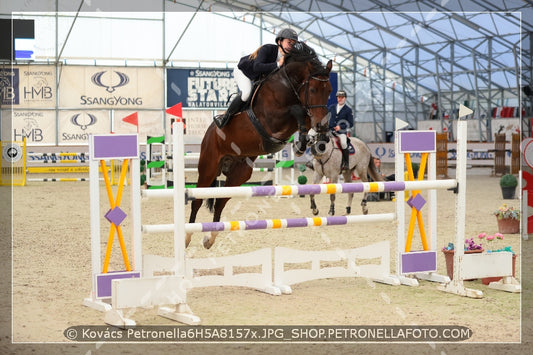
213, 28, 299, 128
328, 90, 354, 171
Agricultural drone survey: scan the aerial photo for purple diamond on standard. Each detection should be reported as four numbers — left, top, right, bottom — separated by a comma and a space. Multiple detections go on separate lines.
407, 194, 426, 212
104, 207, 127, 226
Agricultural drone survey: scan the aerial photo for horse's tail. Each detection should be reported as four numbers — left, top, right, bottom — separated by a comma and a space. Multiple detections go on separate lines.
367, 155, 384, 181
205, 179, 217, 213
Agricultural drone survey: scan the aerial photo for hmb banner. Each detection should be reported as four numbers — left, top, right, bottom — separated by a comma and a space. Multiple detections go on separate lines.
166, 68, 237, 108
0, 65, 56, 108
59, 66, 164, 109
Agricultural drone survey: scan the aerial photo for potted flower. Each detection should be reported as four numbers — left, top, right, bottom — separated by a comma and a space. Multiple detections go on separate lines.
493, 203, 520, 234
476, 232, 517, 285
499, 174, 517, 199
441, 238, 483, 280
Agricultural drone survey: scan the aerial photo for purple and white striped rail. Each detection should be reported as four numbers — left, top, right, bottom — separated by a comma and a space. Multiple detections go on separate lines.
141, 213, 396, 234
141, 179, 457, 200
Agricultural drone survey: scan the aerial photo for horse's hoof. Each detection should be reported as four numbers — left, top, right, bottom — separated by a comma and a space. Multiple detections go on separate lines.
203, 236, 213, 249
312, 209, 319, 216
362, 208, 369, 215
346, 207, 351, 215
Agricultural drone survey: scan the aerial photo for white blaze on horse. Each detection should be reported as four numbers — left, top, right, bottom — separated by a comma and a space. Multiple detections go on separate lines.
305, 131, 383, 216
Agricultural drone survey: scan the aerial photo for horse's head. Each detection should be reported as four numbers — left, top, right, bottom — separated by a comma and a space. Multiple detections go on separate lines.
305, 129, 331, 158
284, 42, 332, 156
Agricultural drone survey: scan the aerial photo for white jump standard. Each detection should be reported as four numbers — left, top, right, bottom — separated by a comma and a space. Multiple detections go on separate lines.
83, 132, 199, 327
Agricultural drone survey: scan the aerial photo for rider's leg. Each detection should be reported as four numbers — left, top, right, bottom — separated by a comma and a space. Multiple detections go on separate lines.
340, 134, 349, 170
214, 67, 251, 128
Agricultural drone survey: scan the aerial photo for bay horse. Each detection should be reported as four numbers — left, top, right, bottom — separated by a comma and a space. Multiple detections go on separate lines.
188, 42, 333, 249
307, 132, 383, 216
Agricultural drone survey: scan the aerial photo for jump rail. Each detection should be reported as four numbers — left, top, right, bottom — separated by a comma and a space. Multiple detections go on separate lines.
142, 179, 457, 200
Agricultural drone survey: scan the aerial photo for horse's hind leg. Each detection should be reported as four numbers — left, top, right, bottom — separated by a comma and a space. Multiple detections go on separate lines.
355, 168, 369, 215
328, 194, 335, 216
327, 175, 340, 216
309, 170, 323, 215
203, 158, 255, 249
186, 198, 203, 247
343, 171, 353, 215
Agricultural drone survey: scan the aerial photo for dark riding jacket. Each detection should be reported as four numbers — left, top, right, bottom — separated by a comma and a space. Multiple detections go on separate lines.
328, 103, 354, 135
238, 44, 280, 81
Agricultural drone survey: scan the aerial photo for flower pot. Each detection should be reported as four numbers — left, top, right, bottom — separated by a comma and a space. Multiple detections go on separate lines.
497, 217, 520, 234
481, 253, 517, 285
442, 249, 483, 280
501, 186, 516, 199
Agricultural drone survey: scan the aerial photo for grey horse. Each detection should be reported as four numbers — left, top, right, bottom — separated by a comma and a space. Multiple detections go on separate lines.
305, 133, 383, 216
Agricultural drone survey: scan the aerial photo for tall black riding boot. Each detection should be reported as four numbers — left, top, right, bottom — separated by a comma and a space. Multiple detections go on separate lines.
341, 148, 349, 171
213, 94, 245, 128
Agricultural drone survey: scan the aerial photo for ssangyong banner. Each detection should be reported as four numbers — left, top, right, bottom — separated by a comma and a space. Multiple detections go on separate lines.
58, 110, 111, 144
59, 66, 164, 109
0, 65, 56, 108
167, 68, 237, 108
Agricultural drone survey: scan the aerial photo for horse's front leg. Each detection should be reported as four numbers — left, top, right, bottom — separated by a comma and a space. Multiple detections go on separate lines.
310, 194, 319, 215
343, 172, 354, 215
328, 194, 335, 216
361, 192, 368, 215
310, 169, 323, 215
345, 193, 354, 215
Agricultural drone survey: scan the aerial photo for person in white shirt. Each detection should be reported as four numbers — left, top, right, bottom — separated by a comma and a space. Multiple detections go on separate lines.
328, 90, 354, 170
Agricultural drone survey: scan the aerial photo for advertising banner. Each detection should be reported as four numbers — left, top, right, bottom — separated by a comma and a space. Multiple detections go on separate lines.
113, 110, 164, 143
59, 66, 164, 109
165, 110, 214, 139
58, 110, 110, 145
167, 68, 237, 108
2, 109, 56, 145
0, 65, 56, 108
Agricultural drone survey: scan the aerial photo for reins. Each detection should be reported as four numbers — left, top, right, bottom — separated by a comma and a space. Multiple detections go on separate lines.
280, 65, 329, 116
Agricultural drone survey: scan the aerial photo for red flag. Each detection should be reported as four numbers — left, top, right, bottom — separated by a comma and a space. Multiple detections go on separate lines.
166, 102, 182, 121
122, 112, 139, 132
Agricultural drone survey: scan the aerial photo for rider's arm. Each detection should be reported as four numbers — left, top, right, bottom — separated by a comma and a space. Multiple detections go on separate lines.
252, 45, 279, 75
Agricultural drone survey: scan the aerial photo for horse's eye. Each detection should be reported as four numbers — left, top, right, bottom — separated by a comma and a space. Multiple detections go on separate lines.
310, 87, 317, 94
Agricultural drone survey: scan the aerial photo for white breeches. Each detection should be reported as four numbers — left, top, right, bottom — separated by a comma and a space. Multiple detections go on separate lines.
234, 66, 252, 101
338, 133, 348, 149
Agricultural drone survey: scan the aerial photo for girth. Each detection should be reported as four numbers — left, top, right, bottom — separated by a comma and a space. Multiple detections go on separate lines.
246, 108, 289, 154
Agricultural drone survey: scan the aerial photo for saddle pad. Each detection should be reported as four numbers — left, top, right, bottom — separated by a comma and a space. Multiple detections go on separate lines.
333, 137, 356, 155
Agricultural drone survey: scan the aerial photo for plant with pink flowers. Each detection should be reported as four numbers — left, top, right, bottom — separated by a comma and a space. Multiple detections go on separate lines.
477, 232, 514, 254
493, 204, 520, 220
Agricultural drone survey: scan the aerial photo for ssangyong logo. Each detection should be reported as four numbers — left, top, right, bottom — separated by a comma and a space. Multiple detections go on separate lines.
91, 71, 129, 93
81, 70, 142, 106
70, 113, 97, 130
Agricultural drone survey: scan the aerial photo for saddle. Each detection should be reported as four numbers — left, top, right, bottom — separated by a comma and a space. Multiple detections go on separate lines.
332, 135, 356, 155
213, 81, 262, 128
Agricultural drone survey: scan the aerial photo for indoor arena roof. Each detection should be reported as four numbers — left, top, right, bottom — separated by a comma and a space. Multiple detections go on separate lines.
199, 0, 532, 96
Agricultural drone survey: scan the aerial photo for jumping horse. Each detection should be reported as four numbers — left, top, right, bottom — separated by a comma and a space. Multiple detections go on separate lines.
188, 42, 333, 249
307, 133, 383, 216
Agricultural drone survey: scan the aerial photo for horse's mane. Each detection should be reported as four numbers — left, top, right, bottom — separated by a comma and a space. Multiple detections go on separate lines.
285, 42, 328, 75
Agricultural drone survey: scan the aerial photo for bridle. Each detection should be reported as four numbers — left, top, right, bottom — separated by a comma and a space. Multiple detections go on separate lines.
280, 65, 330, 128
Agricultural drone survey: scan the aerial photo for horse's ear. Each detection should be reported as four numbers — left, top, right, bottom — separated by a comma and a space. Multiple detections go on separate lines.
326, 60, 332, 73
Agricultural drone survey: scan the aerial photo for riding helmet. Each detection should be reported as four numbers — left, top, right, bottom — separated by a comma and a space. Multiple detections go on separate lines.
275, 28, 298, 43
336, 90, 347, 97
